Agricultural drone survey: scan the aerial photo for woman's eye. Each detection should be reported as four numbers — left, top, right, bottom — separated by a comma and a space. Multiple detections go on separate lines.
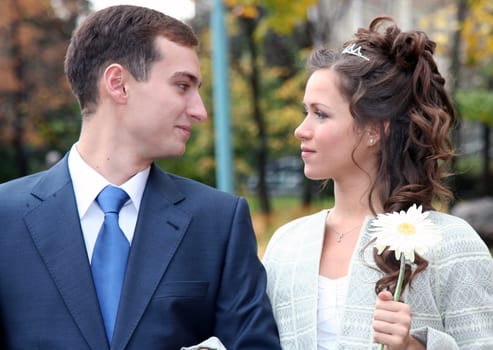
315, 110, 328, 119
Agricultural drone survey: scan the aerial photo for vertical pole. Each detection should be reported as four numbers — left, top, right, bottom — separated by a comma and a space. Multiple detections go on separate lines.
211, 0, 234, 193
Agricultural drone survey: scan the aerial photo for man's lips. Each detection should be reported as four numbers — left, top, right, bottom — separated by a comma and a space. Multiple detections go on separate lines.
177, 125, 192, 137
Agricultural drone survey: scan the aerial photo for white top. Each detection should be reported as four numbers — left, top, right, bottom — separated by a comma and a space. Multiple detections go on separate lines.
68, 144, 150, 262
317, 275, 348, 350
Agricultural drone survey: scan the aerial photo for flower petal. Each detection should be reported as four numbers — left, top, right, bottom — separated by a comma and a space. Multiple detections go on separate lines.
371, 204, 441, 264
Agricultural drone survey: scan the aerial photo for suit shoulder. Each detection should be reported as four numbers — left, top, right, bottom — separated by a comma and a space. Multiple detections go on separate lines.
165, 172, 239, 202
0, 171, 46, 195
0, 171, 51, 215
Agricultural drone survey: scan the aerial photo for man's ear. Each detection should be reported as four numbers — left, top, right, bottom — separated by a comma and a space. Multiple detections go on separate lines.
102, 64, 128, 104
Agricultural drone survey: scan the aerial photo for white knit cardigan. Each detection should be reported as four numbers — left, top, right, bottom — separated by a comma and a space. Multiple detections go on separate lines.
262, 209, 493, 349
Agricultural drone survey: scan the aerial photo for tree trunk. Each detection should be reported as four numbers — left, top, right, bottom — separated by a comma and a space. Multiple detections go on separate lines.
243, 16, 271, 214
9, 0, 29, 176
481, 123, 491, 195
449, 0, 468, 199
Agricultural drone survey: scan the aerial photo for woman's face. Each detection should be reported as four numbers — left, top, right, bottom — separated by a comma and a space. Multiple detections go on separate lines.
295, 68, 376, 181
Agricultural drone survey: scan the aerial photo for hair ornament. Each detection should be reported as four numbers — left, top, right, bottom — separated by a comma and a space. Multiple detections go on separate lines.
342, 43, 370, 61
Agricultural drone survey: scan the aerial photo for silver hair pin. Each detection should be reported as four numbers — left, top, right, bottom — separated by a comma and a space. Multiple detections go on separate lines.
341, 43, 370, 61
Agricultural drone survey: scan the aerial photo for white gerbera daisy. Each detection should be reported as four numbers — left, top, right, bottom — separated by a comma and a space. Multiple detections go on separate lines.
370, 204, 441, 262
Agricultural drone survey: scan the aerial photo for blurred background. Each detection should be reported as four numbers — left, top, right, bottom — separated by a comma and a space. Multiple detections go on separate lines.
1, 0, 492, 252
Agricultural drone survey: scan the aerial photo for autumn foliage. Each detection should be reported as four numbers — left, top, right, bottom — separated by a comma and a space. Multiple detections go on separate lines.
0, 0, 90, 179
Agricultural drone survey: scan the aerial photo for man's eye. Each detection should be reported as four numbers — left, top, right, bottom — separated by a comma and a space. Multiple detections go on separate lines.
177, 83, 189, 90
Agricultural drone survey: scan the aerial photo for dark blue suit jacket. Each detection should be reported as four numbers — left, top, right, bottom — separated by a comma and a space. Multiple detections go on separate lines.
0, 155, 281, 349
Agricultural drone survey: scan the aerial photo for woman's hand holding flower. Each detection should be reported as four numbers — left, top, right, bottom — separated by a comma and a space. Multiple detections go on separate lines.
370, 204, 441, 350
373, 291, 424, 350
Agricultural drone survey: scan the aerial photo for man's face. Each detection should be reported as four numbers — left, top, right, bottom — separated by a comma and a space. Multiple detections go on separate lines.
122, 36, 207, 163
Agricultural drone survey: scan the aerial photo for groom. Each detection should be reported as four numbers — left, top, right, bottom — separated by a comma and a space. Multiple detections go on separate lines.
0, 5, 281, 349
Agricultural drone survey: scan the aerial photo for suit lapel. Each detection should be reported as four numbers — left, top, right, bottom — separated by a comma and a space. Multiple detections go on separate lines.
25, 157, 109, 350
112, 166, 191, 350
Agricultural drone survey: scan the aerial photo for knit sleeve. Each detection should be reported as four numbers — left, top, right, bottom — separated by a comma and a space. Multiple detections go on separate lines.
411, 213, 493, 349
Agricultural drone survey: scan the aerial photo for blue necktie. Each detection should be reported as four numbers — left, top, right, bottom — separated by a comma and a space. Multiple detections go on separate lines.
91, 185, 130, 343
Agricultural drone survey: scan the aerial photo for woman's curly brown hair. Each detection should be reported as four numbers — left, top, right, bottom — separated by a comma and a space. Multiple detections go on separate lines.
307, 16, 457, 295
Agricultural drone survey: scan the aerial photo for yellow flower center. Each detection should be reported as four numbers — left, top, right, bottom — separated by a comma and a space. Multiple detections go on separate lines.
397, 222, 416, 235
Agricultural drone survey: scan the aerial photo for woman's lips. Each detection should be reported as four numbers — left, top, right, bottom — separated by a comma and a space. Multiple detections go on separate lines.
300, 147, 315, 158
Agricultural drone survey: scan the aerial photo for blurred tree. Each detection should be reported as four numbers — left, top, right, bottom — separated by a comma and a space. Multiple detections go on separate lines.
458, 0, 493, 195
158, 14, 217, 186
420, 0, 493, 197
308, 0, 352, 46
0, 0, 90, 181
456, 87, 493, 195
224, 0, 317, 213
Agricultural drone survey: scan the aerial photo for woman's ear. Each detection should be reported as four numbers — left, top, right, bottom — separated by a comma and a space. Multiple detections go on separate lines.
366, 125, 380, 146
102, 64, 128, 104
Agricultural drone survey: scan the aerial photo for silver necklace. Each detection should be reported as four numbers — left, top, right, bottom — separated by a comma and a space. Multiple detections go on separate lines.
333, 225, 360, 243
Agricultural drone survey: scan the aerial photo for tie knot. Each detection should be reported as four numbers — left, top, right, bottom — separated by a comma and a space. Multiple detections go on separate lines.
96, 185, 129, 214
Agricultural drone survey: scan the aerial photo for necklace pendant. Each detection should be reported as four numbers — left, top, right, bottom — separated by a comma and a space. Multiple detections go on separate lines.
337, 232, 343, 243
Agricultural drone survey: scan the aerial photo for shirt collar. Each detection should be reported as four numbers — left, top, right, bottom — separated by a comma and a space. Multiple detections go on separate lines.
68, 143, 150, 218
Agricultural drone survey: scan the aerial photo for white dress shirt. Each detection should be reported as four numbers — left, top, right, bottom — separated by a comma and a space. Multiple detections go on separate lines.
68, 144, 150, 262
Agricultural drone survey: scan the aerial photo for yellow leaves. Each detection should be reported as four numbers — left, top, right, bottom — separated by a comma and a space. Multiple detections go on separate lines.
275, 72, 306, 101
462, 0, 493, 65
262, 0, 318, 34
231, 5, 259, 19
0, 0, 88, 154
419, 1, 493, 67
226, 0, 317, 34
224, 0, 255, 7
418, 4, 457, 56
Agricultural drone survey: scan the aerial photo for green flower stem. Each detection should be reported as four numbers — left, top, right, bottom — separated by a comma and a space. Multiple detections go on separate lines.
394, 252, 406, 301
377, 252, 406, 350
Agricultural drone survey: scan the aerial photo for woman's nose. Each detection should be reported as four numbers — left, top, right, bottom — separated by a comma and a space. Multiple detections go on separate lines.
294, 118, 311, 140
